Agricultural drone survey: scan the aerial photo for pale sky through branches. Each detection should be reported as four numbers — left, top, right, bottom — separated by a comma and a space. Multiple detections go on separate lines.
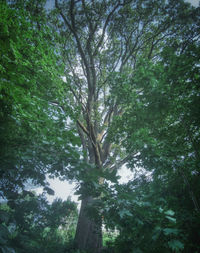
45, 0, 199, 9
43, 166, 132, 204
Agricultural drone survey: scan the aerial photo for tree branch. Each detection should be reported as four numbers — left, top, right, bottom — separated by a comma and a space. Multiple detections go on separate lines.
76, 122, 89, 163
77, 119, 89, 136
109, 153, 137, 172
93, 2, 121, 56
55, 0, 92, 97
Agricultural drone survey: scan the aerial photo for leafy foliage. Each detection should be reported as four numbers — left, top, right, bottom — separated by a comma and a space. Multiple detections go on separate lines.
0, 3, 80, 252
0, 193, 78, 253
0, 1, 82, 201
104, 17, 200, 253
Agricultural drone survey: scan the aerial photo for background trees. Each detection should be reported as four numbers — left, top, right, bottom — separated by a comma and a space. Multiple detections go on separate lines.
0, 192, 78, 253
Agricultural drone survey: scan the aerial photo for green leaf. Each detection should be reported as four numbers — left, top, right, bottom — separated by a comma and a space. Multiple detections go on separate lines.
165, 210, 175, 216
168, 240, 184, 251
163, 228, 179, 236
119, 209, 132, 218
166, 216, 176, 223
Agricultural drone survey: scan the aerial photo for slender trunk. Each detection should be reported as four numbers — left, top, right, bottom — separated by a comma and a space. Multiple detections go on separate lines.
74, 196, 102, 253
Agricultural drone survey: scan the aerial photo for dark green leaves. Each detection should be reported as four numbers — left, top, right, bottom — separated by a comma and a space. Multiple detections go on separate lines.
0, 193, 78, 253
168, 240, 184, 252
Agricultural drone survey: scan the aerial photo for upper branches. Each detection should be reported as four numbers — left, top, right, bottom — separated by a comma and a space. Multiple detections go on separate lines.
52, 0, 198, 171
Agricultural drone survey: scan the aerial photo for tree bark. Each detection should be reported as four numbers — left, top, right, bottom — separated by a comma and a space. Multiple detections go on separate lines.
74, 196, 102, 253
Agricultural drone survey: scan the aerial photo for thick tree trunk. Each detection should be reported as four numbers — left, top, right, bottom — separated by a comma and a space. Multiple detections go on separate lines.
74, 196, 102, 253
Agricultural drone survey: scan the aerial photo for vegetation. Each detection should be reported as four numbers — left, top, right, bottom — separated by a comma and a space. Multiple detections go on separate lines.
0, 0, 200, 253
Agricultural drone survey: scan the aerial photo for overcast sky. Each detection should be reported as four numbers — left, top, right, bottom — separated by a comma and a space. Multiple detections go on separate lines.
45, 0, 199, 9
43, 165, 132, 205
189, 0, 199, 6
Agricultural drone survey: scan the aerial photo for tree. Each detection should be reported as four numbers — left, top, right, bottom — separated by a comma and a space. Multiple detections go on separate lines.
0, 1, 82, 202
48, 0, 200, 252
2, 0, 199, 252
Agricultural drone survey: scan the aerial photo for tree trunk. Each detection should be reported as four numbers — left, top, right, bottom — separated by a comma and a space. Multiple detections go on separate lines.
74, 196, 102, 253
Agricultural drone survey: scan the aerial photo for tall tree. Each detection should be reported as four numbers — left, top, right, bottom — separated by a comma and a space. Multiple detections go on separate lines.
3, 0, 198, 252
50, 0, 199, 252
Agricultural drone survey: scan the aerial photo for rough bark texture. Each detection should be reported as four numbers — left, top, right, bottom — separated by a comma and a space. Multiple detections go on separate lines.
74, 197, 102, 253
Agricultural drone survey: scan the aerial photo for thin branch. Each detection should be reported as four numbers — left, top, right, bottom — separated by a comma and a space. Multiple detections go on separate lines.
109, 153, 137, 172
93, 2, 121, 56
76, 122, 89, 163
55, 0, 92, 92
49, 101, 66, 114
77, 119, 89, 136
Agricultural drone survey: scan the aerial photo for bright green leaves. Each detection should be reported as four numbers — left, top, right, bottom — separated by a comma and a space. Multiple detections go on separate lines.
0, 2, 82, 206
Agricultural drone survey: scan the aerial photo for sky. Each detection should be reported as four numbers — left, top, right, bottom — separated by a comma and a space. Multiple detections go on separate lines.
189, 0, 199, 6
45, 0, 199, 9
40, 166, 133, 205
